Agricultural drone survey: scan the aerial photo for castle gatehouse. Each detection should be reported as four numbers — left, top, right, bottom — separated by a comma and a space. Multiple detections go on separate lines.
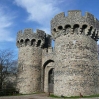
16, 10, 99, 97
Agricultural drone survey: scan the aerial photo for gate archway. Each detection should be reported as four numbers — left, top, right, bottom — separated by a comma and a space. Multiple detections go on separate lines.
42, 60, 54, 93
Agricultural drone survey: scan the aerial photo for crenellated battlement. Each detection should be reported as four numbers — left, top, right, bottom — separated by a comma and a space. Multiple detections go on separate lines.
17, 28, 45, 41
16, 28, 51, 48
51, 10, 99, 41
42, 47, 54, 55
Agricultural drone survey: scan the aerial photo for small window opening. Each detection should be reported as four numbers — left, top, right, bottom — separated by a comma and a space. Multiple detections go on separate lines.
25, 39, 30, 46
58, 26, 63, 30
31, 39, 36, 46
37, 40, 41, 47
53, 28, 56, 32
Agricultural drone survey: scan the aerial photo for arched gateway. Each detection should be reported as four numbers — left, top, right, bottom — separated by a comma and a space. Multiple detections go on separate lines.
43, 60, 54, 93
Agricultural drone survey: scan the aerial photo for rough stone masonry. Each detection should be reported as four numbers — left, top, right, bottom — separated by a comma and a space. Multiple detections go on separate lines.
16, 10, 99, 97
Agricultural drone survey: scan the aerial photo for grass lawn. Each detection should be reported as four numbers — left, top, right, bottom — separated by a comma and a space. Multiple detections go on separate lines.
50, 94, 99, 98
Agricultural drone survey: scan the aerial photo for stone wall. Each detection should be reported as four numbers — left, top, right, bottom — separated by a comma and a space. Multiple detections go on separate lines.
41, 47, 55, 92
51, 10, 99, 40
51, 10, 99, 96
54, 34, 99, 96
16, 28, 52, 94
17, 46, 42, 94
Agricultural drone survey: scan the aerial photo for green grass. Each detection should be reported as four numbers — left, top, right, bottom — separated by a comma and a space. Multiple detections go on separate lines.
50, 94, 61, 98
50, 94, 99, 98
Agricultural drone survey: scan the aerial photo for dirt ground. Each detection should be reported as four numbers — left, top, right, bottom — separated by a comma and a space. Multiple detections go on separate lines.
0, 93, 99, 99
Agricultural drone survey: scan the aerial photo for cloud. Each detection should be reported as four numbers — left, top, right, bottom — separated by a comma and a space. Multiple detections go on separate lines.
14, 0, 75, 34
0, 30, 14, 42
14, 0, 61, 25
0, 6, 14, 42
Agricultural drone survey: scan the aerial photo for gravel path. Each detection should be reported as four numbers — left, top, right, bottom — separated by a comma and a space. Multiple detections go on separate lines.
0, 93, 99, 99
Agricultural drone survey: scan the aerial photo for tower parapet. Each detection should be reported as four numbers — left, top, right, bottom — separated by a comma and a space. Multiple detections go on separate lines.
16, 28, 47, 48
51, 10, 99, 41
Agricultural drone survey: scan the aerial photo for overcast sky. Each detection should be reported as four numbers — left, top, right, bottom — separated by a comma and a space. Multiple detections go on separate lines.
0, 0, 99, 57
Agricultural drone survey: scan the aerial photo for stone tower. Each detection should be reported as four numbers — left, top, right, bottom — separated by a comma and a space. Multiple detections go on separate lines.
51, 10, 99, 96
16, 10, 99, 97
16, 29, 51, 94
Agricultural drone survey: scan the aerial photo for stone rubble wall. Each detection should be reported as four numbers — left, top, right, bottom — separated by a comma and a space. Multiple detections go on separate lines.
17, 46, 42, 94
16, 28, 52, 94
51, 10, 99, 96
51, 10, 99, 41
54, 33, 99, 96
41, 47, 55, 92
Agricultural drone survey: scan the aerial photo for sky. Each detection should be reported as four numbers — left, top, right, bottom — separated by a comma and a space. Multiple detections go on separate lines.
0, 0, 99, 58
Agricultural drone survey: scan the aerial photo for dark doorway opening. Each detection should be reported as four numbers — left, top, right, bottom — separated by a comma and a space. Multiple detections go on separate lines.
48, 68, 54, 93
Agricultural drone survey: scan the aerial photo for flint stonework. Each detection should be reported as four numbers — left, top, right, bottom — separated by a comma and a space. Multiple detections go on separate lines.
16, 10, 99, 97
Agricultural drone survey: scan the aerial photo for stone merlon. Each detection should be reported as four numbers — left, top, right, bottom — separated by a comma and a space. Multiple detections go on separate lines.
51, 10, 99, 29
17, 28, 46, 41
16, 28, 52, 48
51, 10, 99, 40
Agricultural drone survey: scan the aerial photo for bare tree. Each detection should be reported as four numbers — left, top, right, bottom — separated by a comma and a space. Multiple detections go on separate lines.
0, 49, 17, 90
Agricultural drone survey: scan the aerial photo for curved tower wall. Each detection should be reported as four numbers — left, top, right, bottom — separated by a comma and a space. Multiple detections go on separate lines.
51, 10, 99, 96
16, 29, 46, 94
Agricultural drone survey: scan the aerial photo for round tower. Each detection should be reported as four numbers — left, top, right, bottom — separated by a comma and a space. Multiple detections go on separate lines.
51, 10, 99, 96
16, 29, 46, 94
